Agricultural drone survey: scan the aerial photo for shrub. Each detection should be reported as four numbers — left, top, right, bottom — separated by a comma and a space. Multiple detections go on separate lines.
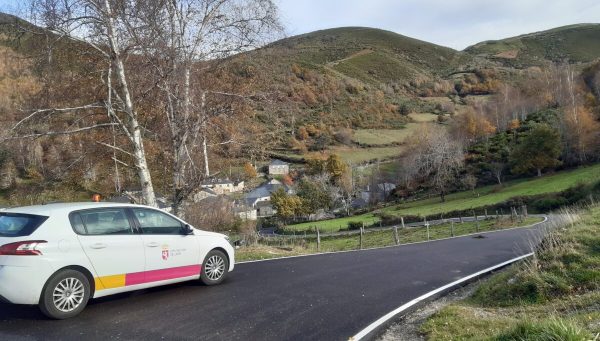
532, 197, 568, 212
347, 221, 363, 230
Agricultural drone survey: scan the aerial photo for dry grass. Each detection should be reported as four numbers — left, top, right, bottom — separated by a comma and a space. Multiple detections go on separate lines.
235, 245, 309, 262
408, 113, 438, 122
420, 204, 600, 340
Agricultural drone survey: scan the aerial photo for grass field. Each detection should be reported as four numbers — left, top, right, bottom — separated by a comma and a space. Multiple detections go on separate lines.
274, 145, 405, 165
408, 113, 438, 122
287, 164, 600, 232
352, 128, 412, 145
236, 216, 542, 261
420, 205, 600, 339
302, 146, 404, 164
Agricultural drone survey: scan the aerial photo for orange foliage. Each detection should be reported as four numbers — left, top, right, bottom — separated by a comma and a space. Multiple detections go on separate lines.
297, 127, 309, 140
458, 110, 497, 140
564, 106, 600, 160
282, 174, 293, 186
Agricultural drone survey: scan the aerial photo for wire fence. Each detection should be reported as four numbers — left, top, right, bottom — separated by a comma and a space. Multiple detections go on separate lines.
247, 209, 542, 253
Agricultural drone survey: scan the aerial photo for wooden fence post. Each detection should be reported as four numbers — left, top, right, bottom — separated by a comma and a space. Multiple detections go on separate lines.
484, 208, 488, 219
451, 220, 455, 237
393, 224, 399, 245
474, 210, 479, 232
316, 227, 321, 252
425, 217, 430, 240
401, 216, 405, 229
360, 223, 364, 249
518, 206, 523, 223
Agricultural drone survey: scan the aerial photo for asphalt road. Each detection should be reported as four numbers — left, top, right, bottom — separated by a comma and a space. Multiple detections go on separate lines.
0, 226, 542, 341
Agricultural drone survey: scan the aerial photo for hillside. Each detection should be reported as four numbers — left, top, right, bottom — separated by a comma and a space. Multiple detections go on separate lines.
287, 164, 600, 232
1, 11, 600, 206
466, 23, 600, 67
259, 27, 469, 84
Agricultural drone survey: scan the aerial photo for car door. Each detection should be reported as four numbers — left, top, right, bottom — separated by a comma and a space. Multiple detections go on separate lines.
129, 208, 201, 284
71, 207, 145, 291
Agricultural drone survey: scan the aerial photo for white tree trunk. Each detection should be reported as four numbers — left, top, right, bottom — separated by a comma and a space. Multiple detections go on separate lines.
200, 91, 210, 177
104, 0, 157, 207
202, 128, 210, 177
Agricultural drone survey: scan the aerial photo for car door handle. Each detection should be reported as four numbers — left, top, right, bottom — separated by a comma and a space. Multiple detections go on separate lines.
90, 243, 107, 249
146, 242, 160, 248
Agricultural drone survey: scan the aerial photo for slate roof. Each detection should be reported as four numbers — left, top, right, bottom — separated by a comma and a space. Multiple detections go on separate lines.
245, 182, 291, 200
377, 183, 397, 192
201, 188, 218, 196
255, 200, 273, 208
269, 159, 288, 166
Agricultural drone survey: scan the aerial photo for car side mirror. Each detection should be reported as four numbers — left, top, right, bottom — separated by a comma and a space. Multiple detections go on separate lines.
181, 224, 194, 235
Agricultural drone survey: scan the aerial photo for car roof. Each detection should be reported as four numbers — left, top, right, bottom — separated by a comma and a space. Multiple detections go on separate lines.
1, 202, 151, 216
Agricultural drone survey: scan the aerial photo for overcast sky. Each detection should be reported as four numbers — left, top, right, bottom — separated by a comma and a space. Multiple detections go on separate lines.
1, 0, 598, 50
277, 0, 600, 50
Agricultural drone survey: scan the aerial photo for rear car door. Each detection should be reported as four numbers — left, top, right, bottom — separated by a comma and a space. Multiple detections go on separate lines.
71, 208, 145, 291
130, 208, 201, 284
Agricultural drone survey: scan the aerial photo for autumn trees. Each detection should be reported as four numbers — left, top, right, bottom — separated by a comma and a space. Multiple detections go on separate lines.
5, 0, 161, 206
270, 154, 356, 221
404, 126, 465, 202
5, 0, 281, 212
139, 0, 281, 213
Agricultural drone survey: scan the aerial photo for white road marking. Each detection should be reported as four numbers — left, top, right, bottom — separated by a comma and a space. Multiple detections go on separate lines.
349, 252, 534, 341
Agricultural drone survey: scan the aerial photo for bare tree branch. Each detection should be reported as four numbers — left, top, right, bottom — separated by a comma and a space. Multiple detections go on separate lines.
12, 104, 104, 131
2, 123, 119, 141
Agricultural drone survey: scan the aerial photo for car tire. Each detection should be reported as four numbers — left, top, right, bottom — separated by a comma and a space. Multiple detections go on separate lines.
200, 250, 229, 285
39, 269, 91, 319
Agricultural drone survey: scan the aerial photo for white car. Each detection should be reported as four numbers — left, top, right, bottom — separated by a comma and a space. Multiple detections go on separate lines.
0, 202, 234, 319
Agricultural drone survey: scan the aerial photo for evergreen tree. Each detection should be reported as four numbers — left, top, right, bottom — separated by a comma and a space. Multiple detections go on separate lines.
510, 123, 562, 177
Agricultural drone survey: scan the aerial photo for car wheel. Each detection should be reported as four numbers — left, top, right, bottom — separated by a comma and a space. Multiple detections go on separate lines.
200, 250, 229, 285
39, 269, 91, 319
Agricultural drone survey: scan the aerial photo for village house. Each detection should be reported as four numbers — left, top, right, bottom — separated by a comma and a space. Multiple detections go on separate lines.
191, 188, 218, 203
268, 159, 289, 175
360, 183, 397, 204
200, 178, 244, 195
233, 203, 258, 221
242, 178, 294, 218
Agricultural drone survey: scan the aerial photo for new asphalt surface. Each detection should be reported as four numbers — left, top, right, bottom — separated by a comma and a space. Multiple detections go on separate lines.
0, 225, 542, 341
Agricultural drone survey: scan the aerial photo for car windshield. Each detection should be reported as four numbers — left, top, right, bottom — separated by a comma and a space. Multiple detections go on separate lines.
0, 213, 49, 237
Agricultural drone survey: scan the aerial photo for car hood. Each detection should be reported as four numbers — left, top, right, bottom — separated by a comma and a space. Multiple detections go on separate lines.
194, 230, 228, 240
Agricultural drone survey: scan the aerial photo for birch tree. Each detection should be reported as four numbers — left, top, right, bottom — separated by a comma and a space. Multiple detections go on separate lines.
137, 0, 282, 213
8, 0, 160, 206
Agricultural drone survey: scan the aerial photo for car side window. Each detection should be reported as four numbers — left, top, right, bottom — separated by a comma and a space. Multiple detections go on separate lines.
132, 208, 182, 235
70, 208, 133, 235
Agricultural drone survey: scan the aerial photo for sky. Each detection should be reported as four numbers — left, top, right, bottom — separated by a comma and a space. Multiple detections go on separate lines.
277, 0, 600, 50
1, 0, 599, 50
